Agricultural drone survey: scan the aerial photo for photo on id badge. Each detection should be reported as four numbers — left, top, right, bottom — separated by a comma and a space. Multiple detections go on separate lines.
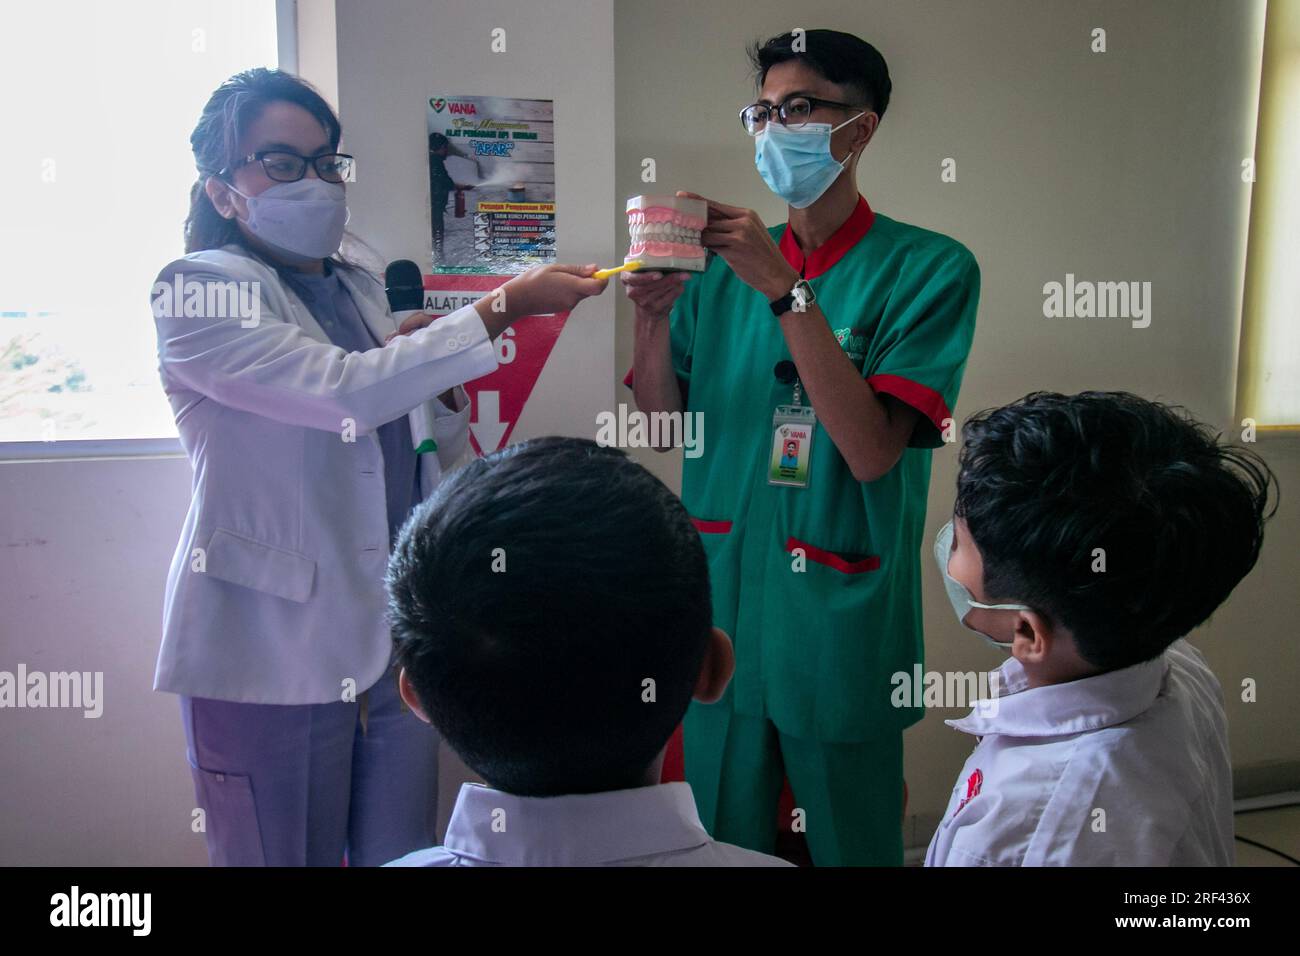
769, 406, 815, 488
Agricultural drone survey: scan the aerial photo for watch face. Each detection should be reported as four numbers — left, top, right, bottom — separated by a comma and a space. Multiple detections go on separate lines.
793, 280, 815, 310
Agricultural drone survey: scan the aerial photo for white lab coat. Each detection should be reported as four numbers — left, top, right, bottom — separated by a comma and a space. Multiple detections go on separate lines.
924, 638, 1234, 866
151, 244, 498, 704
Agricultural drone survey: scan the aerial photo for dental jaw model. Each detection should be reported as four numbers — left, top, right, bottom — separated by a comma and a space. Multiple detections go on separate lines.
626, 195, 708, 272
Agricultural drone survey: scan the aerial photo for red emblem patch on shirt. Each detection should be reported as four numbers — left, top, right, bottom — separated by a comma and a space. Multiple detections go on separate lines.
955, 768, 983, 816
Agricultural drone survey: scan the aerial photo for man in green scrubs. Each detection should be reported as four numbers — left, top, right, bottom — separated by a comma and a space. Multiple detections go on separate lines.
625, 29, 979, 865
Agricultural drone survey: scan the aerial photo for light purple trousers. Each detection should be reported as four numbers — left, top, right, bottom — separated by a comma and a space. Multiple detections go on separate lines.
180, 663, 439, 866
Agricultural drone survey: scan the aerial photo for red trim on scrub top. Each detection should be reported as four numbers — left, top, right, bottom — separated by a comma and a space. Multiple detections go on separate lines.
784, 537, 880, 574
866, 373, 953, 434
623, 367, 635, 389
778, 194, 875, 279
691, 518, 733, 534
660, 724, 686, 782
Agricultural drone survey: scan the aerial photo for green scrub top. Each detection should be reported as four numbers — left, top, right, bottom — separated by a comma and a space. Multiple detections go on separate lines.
669, 195, 979, 743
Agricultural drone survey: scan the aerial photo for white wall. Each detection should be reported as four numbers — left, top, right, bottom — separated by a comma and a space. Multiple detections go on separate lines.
612, 0, 1300, 845
0, 456, 205, 865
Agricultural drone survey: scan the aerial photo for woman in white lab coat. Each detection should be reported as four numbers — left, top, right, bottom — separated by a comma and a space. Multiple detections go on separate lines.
152, 68, 605, 865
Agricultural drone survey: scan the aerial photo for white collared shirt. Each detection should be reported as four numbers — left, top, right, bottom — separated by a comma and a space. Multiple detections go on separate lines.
386, 781, 795, 867
925, 638, 1233, 866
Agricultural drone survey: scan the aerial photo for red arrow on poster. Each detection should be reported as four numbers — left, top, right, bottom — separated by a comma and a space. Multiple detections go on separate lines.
422, 273, 567, 456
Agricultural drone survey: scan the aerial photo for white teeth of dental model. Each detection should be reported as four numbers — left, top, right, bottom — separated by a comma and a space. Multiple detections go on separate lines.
625, 194, 709, 273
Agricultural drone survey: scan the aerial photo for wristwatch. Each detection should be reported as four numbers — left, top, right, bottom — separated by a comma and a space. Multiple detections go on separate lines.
770, 278, 815, 317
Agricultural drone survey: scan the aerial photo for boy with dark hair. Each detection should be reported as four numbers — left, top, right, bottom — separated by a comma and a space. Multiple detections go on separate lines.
384, 437, 792, 866
927, 391, 1275, 866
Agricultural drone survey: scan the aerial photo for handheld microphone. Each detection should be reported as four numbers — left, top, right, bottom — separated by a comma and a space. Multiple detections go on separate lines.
385, 259, 424, 312
384, 259, 426, 334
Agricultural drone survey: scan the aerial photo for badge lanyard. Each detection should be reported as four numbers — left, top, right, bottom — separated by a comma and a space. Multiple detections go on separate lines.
769, 360, 816, 488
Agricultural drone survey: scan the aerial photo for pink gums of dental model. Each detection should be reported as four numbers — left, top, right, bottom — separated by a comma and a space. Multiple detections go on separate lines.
626, 195, 708, 272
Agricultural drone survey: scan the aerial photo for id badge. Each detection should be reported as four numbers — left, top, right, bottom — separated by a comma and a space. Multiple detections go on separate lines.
768, 405, 816, 488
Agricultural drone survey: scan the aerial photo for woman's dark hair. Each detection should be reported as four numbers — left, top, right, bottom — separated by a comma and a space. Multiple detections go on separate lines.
185, 68, 342, 254
955, 391, 1278, 671
748, 29, 892, 120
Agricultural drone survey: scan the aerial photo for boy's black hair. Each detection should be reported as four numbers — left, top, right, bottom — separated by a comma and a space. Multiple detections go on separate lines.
956, 391, 1276, 671
748, 29, 892, 120
387, 437, 713, 797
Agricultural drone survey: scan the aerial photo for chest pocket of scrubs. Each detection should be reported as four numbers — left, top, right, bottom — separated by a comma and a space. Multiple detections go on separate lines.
203, 527, 317, 604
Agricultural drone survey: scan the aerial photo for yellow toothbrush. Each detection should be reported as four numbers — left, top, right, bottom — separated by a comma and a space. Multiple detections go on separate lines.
592, 260, 643, 280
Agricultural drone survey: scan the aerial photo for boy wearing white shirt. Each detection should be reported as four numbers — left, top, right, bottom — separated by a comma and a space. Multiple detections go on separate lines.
926, 391, 1275, 867
384, 437, 793, 867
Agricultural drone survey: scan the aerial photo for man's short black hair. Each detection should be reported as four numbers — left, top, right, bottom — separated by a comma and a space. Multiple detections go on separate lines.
748, 29, 892, 120
956, 391, 1276, 671
387, 437, 713, 797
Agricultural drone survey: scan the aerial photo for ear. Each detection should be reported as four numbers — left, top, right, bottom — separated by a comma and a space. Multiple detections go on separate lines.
397, 667, 431, 723
1010, 610, 1053, 664
204, 176, 238, 220
851, 111, 879, 153
693, 627, 735, 704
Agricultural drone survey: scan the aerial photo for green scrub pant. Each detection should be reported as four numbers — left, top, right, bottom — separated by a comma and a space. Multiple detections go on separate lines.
683, 698, 904, 866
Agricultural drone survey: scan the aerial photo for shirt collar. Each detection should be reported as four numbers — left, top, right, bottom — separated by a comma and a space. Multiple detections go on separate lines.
778, 194, 875, 279
441, 781, 712, 865
946, 651, 1171, 738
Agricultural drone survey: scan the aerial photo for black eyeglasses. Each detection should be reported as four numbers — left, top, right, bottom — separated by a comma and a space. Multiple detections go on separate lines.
739, 96, 864, 135
222, 150, 354, 183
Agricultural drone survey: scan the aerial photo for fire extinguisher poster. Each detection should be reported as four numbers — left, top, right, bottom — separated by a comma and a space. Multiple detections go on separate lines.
427, 94, 556, 273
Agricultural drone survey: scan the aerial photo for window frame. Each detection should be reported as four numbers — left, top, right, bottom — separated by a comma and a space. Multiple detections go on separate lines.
1235, 0, 1300, 438
0, 0, 298, 462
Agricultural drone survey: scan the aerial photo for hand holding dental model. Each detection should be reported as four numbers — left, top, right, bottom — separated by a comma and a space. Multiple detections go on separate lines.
688, 191, 800, 301
621, 189, 799, 318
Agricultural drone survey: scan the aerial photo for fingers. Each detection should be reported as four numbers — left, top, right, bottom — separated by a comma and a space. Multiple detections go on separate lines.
705, 198, 749, 219
702, 221, 742, 240
622, 271, 688, 316
622, 270, 690, 291
555, 270, 607, 304
621, 270, 668, 288
546, 262, 600, 277
388, 312, 433, 341
674, 190, 738, 225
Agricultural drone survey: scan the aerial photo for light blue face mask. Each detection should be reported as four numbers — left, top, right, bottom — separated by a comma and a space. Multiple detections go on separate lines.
753, 112, 864, 209
934, 520, 1030, 651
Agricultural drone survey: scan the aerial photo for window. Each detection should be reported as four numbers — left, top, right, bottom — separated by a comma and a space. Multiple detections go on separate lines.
0, 0, 283, 457
1238, 0, 1300, 430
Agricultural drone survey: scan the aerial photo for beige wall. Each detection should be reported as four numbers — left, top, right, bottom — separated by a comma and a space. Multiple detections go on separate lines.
614, 0, 1298, 844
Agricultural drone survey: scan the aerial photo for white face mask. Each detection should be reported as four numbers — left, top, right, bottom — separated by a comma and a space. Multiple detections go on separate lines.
933, 520, 1030, 652
225, 177, 349, 260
